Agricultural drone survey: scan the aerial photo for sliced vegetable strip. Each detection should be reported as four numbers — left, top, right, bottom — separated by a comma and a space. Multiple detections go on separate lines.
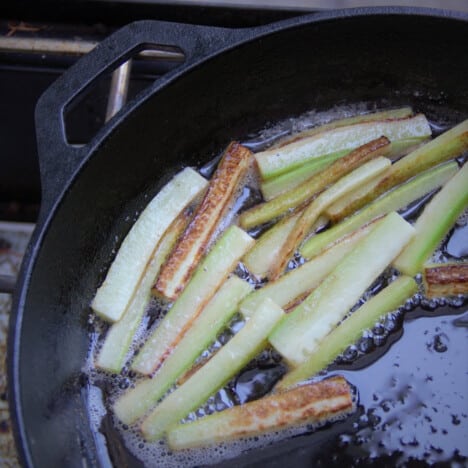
276, 276, 417, 391
271, 107, 413, 149
91, 168, 208, 322
242, 212, 301, 278
154, 142, 252, 300
301, 161, 459, 259
329, 119, 468, 222
269, 156, 391, 279
255, 114, 430, 180
261, 151, 346, 200
96, 213, 189, 373
423, 263, 468, 298
140, 297, 285, 441
114, 276, 252, 425
242, 211, 327, 279
132, 225, 254, 375
270, 212, 414, 366
239, 136, 390, 230
240, 221, 376, 318
263, 137, 425, 201
394, 163, 468, 276
167, 376, 354, 450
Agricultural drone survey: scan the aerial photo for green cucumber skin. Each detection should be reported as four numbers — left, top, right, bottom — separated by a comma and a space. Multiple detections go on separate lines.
325, 137, 430, 220
270, 107, 413, 151
261, 151, 347, 200
268, 157, 391, 280
276, 276, 417, 390
239, 171, 325, 230
255, 115, 431, 180
245, 159, 390, 280
92, 168, 207, 322
131, 225, 254, 375
240, 222, 374, 318
240, 136, 391, 231
300, 161, 459, 259
269, 212, 414, 366
311, 158, 391, 213
242, 213, 300, 278
96, 223, 181, 373
140, 297, 285, 441
394, 163, 468, 276
262, 137, 426, 201
113, 276, 252, 425
333, 119, 468, 221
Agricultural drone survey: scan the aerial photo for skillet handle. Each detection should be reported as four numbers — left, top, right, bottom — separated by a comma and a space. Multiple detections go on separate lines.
35, 20, 247, 216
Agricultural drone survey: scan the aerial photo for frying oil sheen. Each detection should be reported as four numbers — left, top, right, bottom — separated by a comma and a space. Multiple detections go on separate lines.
85, 103, 468, 467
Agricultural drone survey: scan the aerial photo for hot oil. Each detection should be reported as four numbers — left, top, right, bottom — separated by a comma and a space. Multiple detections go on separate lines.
84, 103, 468, 467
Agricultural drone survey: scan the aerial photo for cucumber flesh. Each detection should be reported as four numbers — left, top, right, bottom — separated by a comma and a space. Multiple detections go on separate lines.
262, 136, 426, 201
255, 114, 431, 180
140, 297, 285, 441
242, 212, 327, 279
301, 162, 459, 259
261, 150, 347, 200
96, 215, 186, 373
269, 212, 414, 366
113, 276, 252, 425
154, 142, 251, 300
240, 220, 375, 318
131, 225, 254, 375
91, 168, 207, 322
276, 276, 417, 391
242, 212, 301, 278
268, 157, 391, 279
166, 375, 354, 450
331, 119, 468, 221
394, 163, 468, 276
271, 107, 413, 150
240, 136, 390, 230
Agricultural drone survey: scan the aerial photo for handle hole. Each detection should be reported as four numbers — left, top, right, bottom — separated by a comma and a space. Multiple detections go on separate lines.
64, 44, 185, 146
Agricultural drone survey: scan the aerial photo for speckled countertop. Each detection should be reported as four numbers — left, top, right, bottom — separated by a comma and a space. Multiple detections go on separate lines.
0, 222, 34, 467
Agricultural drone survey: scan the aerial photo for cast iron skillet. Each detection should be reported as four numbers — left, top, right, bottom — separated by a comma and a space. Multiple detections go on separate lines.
8, 7, 468, 467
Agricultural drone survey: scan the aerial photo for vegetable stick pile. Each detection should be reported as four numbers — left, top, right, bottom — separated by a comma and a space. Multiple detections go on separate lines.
91, 108, 468, 452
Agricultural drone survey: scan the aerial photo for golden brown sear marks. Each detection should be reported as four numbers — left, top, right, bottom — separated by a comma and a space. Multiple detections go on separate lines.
423, 263, 468, 298
153, 142, 252, 300
167, 375, 354, 450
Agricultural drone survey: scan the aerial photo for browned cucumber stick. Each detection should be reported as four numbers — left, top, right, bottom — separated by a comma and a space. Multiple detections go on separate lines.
300, 162, 459, 260
239, 136, 390, 230
329, 119, 468, 222
422, 263, 468, 298
140, 297, 285, 441
268, 155, 390, 280
166, 376, 354, 450
154, 142, 252, 300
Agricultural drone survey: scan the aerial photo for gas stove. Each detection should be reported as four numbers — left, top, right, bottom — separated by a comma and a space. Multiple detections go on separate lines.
0, 2, 308, 223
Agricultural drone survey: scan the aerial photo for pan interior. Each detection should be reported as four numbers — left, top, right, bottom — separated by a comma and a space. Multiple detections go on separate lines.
13, 12, 468, 467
